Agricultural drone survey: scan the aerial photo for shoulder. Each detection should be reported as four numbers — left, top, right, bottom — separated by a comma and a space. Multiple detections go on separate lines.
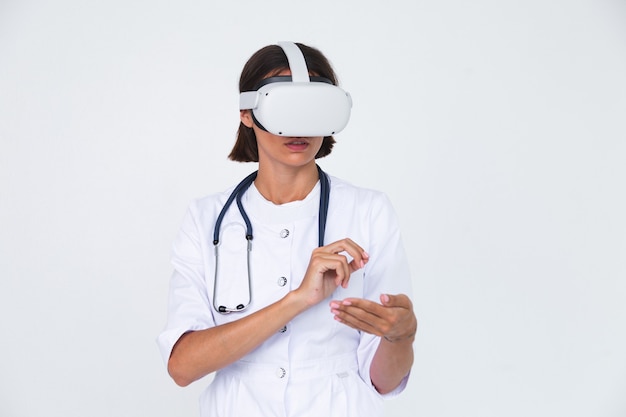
327, 175, 392, 208
181, 184, 238, 228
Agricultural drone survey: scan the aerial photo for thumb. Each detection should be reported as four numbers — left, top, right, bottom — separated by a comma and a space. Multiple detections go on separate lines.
380, 293, 392, 306
380, 293, 412, 308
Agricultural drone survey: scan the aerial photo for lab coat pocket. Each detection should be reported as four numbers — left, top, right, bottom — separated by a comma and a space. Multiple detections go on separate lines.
331, 369, 383, 417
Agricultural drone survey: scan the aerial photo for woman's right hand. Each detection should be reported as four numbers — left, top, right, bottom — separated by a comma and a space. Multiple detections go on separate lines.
294, 238, 369, 308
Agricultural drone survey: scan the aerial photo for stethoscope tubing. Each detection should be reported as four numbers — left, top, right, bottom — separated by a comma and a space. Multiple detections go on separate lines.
213, 170, 257, 245
212, 165, 330, 314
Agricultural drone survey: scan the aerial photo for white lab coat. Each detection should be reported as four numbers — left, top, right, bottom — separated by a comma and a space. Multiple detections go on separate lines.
157, 174, 413, 417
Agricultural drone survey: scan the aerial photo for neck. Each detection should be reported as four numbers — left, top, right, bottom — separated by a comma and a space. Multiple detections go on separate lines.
254, 162, 320, 205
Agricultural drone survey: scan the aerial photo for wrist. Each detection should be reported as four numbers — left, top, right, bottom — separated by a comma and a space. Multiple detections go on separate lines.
284, 289, 312, 313
383, 329, 416, 344
383, 334, 415, 343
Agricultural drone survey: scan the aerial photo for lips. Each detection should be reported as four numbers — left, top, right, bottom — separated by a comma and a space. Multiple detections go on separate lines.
286, 139, 308, 145
285, 138, 309, 151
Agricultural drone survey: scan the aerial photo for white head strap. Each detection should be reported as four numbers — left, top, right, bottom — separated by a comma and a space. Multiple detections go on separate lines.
276, 41, 310, 82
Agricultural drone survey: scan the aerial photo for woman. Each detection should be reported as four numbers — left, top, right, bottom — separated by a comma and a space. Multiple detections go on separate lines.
158, 42, 417, 417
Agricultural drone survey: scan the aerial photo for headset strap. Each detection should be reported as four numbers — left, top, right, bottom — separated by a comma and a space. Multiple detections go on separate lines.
277, 41, 310, 83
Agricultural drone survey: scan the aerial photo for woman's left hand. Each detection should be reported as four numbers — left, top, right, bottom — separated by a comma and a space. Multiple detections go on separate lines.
329, 294, 417, 343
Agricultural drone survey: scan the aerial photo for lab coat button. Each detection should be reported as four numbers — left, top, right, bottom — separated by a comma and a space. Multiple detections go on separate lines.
276, 367, 286, 378
277, 276, 287, 287
279, 229, 290, 238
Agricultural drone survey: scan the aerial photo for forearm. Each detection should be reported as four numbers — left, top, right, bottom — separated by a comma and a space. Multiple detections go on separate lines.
168, 291, 308, 386
370, 335, 415, 395
167, 238, 368, 387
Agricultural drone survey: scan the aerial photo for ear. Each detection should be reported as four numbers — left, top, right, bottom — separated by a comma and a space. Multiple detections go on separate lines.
240, 110, 254, 128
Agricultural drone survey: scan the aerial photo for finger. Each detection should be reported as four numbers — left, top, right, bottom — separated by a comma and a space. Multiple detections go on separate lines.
322, 239, 369, 272
333, 257, 351, 288
334, 314, 380, 335
379, 293, 413, 309
333, 297, 410, 332
316, 256, 348, 286
313, 253, 352, 288
314, 241, 363, 288
335, 298, 387, 319
330, 299, 387, 327
332, 305, 387, 336
331, 297, 417, 339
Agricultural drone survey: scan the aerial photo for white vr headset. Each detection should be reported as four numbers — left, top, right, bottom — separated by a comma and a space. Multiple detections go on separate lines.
239, 41, 352, 137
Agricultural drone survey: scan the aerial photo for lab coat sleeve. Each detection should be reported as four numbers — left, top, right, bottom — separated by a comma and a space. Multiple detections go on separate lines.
356, 192, 413, 398
157, 201, 216, 366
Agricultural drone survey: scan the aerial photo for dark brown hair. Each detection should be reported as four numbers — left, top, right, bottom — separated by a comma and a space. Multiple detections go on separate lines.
228, 43, 338, 162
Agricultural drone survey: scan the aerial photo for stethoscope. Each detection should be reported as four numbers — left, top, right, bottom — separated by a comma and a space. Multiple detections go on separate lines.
212, 165, 330, 314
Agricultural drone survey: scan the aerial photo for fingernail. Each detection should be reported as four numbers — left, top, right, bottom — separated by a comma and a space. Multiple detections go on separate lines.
342, 300, 352, 306
363, 251, 370, 259
330, 302, 339, 309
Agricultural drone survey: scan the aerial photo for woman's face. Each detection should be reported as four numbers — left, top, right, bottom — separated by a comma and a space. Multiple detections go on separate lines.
240, 69, 324, 170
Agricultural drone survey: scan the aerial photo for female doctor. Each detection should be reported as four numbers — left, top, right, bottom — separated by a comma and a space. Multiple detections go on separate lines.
157, 42, 417, 417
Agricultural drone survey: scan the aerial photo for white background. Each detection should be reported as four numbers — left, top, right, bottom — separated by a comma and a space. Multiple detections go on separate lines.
1, 1, 625, 416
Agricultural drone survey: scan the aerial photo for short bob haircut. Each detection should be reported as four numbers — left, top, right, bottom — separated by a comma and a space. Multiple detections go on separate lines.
229, 43, 338, 162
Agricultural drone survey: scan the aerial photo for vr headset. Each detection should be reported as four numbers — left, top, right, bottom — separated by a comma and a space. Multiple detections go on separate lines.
239, 41, 352, 137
